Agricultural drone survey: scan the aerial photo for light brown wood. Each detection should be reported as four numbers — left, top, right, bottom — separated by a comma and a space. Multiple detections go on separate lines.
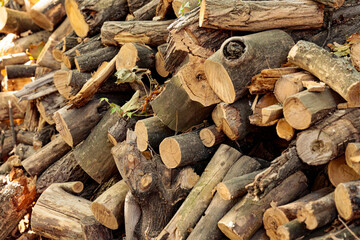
0, 92, 27, 121
276, 118, 295, 141
36, 91, 65, 124
199, 125, 226, 147
328, 155, 360, 187
312, 0, 344, 9
334, 181, 360, 221
0, 7, 41, 34
53, 70, 73, 99
75, 46, 118, 72
261, 104, 283, 124
351, 42, 360, 71
0, 53, 29, 69
133, 0, 159, 20
345, 142, 360, 175
248, 74, 279, 95
116, 43, 155, 71
155, 43, 169, 78
29, 0, 66, 31
302, 81, 326, 92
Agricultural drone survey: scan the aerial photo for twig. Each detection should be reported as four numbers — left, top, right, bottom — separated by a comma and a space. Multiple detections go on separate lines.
8, 100, 16, 149
338, 216, 360, 240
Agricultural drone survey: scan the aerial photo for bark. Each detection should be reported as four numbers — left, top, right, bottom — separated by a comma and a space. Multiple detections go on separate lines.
128, 0, 152, 13
276, 219, 310, 240
0, 92, 27, 121
0, 7, 41, 34
345, 142, 360, 175
107, 116, 137, 146
0, 53, 29, 69
32, 124, 55, 150
133, 0, 159, 20
75, 46, 118, 72
199, 125, 226, 147
155, 43, 169, 78
23, 100, 39, 132
14, 72, 55, 99
81, 216, 113, 240
124, 191, 141, 240
328, 155, 360, 187
204, 30, 294, 103
310, 223, 360, 240
36, 91, 66, 124
116, 43, 155, 71
5, 65, 37, 79
29, 0, 66, 31
334, 181, 360, 221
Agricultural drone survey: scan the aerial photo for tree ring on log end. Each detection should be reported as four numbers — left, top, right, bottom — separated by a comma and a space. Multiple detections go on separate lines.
335, 183, 353, 220
65, 0, 89, 37
116, 43, 138, 70
199, 128, 215, 147
134, 121, 148, 152
91, 202, 119, 230
216, 182, 231, 200
347, 81, 360, 105
159, 138, 181, 168
0, 7, 8, 31
283, 97, 311, 130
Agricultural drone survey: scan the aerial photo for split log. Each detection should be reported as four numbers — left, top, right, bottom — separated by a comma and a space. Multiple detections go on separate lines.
199, 125, 226, 147
81, 216, 113, 240
296, 109, 360, 166
204, 30, 294, 103
134, 116, 173, 152
91, 180, 128, 229
297, 192, 336, 230
150, 76, 214, 132
248, 94, 282, 127
159, 130, 216, 168
36, 91, 66, 124
263, 187, 333, 240
53, 70, 73, 99
0, 7, 41, 34
116, 43, 155, 71
312, 0, 344, 9
335, 181, 360, 221
29, 0, 66, 31
283, 89, 341, 130
75, 46, 118, 72
218, 171, 308, 240
0, 92, 27, 120
101, 20, 174, 47
345, 142, 360, 175
155, 0, 173, 19
156, 144, 242, 240
31, 182, 94, 239
276, 118, 295, 141
133, 0, 159, 20
199, 0, 324, 31
302, 81, 326, 92
328, 155, 360, 187
248, 74, 279, 95
276, 219, 309, 240
65, 0, 128, 37
35, 66, 53, 78
22, 135, 71, 176
0, 53, 29, 69
288, 40, 360, 105
5, 65, 37, 79
155, 43, 169, 78
261, 104, 283, 125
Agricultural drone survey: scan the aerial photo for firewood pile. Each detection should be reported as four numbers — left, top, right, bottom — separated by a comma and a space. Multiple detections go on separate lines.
2, 0, 360, 239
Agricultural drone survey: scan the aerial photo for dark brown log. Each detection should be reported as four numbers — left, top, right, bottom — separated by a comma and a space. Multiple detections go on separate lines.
116, 43, 155, 71
36, 91, 66, 124
0, 53, 29, 69
29, 0, 66, 31
108, 117, 137, 146
335, 181, 360, 221
5, 65, 37, 79
276, 219, 310, 240
0, 92, 27, 121
133, 0, 159, 20
199, 125, 226, 147
22, 135, 71, 176
199, 0, 324, 31
127, 0, 151, 13
204, 30, 294, 103
345, 142, 360, 175
159, 130, 216, 168
65, 0, 128, 37
32, 124, 55, 150
328, 155, 360, 187
101, 20, 173, 47
296, 109, 360, 166
0, 7, 41, 34
75, 46, 118, 72
81, 216, 113, 240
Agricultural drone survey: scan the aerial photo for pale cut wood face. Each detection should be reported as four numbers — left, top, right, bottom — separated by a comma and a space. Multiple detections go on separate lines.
65, 0, 89, 37
0, 7, 7, 31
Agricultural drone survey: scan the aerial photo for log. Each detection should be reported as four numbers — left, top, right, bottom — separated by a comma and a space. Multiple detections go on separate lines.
14, 71, 55, 100
283, 89, 342, 130
107, 116, 137, 146
134, 116, 173, 152
35, 66, 53, 78
29, 0, 66, 31
199, 0, 324, 31
81, 216, 113, 240
156, 144, 242, 240
159, 130, 216, 168
276, 219, 310, 240
36, 91, 66, 124
328, 155, 360, 187
288, 40, 360, 105
0, 53, 29, 69
263, 187, 333, 240
334, 181, 360, 221
345, 142, 360, 175
172, 0, 198, 17
101, 20, 174, 47
116, 43, 155, 71
312, 0, 344, 8
31, 182, 94, 239
127, 0, 151, 13
16, 143, 38, 160
261, 104, 283, 125
75, 46, 118, 72
53, 70, 73, 99
204, 30, 294, 103
248, 74, 279, 95
133, 0, 159, 20
218, 171, 308, 240
5, 65, 37, 79
309, 223, 360, 240
0, 7, 41, 34
0, 92, 27, 120
155, 43, 169, 78
32, 124, 55, 150
276, 118, 295, 141
150, 76, 214, 132
297, 192, 336, 230
65, 0, 128, 37
155, 0, 173, 19
302, 81, 326, 92
199, 125, 226, 147
124, 192, 141, 240
22, 135, 71, 176
351, 41, 360, 71
296, 109, 360, 166
91, 180, 128, 229
260, 67, 300, 78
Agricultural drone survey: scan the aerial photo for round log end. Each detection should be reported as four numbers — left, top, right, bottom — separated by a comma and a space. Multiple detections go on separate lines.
217, 221, 238, 240
263, 208, 289, 240
91, 202, 119, 230
283, 97, 311, 130
347, 81, 360, 105
304, 212, 317, 230
274, 76, 303, 104
328, 156, 360, 187
116, 43, 137, 70
159, 137, 181, 168
204, 58, 235, 104
335, 183, 353, 221
134, 121, 148, 152
72, 181, 84, 193
276, 118, 295, 141
0, 7, 8, 32
52, 49, 64, 62
65, 0, 89, 37
345, 142, 360, 174
107, 132, 118, 146
29, 9, 54, 31
53, 111, 74, 147
216, 182, 231, 201
62, 55, 72, 69
276, 225, 290, 240
199, 128, 216, 147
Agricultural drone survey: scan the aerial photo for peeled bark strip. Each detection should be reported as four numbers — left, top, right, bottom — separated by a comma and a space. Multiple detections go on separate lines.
345, 142, 360, 175
5, 65, 37, 79
29, 0, 66, 31
91, 180, 128, 229
31, 182, 93, 239
218, 171, 308, 240
296, 109, 360, 166
335, 181, 360, 221
283, 89, 341, 130
22, 135, 72, 176
36, 91, 66, 124
150, 76, 214, 132
328, 155, 360, 187
116, 43, 155, 70
108, 117, 137, 146
297, 192, 336, 230
124, 192, 141, 240
205, 30, 294, 103
276, 219, 309, 240
263, 187, 333, 240
288, 40, 360, 105
0, 7, 41, 34
75, 46, 118, 72
65, 0, 128, 37
81, 216, 113, 240
159, 130, 216, 168
133, 0, 159, 20
101, 20, 173, 47
134, 116, 174, 152
276, 118, 295, 141
157, 144, 242, 240
199, 0, 324, 31
199, 125, 226, 147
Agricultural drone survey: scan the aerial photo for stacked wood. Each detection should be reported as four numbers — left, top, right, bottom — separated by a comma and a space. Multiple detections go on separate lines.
199, 125, 226, 147
108, 117, 137, 146
249, 93, 281, 127
328, 155, 360, 187
334, 181, 360, 221
0, 92, 27, 120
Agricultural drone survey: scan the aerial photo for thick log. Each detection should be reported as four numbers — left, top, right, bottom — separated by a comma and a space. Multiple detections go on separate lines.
156, 144, 242, 240
75, 46, 118, 72
263, 187, 333, 240
5, 65, 37, 79
101, 20, 173, 47
204, 30, 294, 103
91, 180, 128, 229
199, 125, 226, 147
36, 91, 66, 124
297, 192, 336, 230
0, 7, 41, 34
218, 171, 308, 240
0, 53, 29, 69
335, 181, 360, 221
0, 92, 27, 120
276, 118, 295, 141
345, 142, 360, 175
107, 116, 137, 146
328, 155, 360, 187
22, 135, 71, 176
65, 0, 128, 37
276, 219, 309, 240
134, 116, 173, 152
199, 0, 324, 31
150, 75, 214, 132
81, 216, 113, 240
116, 43, 155, 71
31, 182, 94, 239
155, 43, 169, 78
288, 40, 360, 105
159, 130, 216, 168
296, 109, 360, 166
29, 0, 66, 31
133, 0, 159, 20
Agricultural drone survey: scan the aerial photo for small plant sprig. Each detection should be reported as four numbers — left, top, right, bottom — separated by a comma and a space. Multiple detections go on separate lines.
178, 0, 202, 16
